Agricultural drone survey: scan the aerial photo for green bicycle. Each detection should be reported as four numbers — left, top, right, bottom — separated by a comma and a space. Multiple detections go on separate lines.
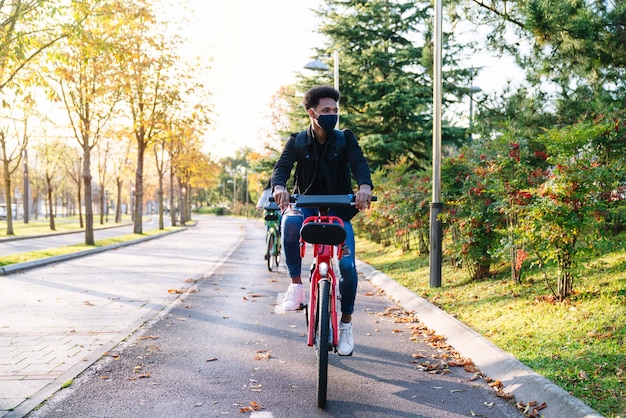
263, 204, 282, 272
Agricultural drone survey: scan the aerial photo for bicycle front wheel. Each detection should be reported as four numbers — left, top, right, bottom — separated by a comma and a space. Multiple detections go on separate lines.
266, 233, 274, 271
273, 239, 281, 268
316, 279, 331, 409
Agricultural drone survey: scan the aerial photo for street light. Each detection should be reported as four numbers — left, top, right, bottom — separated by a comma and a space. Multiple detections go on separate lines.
304, 50, 339, 91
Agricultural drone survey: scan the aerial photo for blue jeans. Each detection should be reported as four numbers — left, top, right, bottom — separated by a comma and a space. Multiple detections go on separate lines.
281, 207, 358, 315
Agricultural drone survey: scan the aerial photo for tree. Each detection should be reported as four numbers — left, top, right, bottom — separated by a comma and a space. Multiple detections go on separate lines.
524, 119, 618, 299
114, 0, 179, 234
46, 0, 121, 244
0, 1, 74, 93
455, 0, 626, 125
109, 129, 134, 223
33, 138, 67, 230
0, 92, 32, 234
301, 0, 471, 170
0, 1, 89, 233
94, 137, 112, 224
62, 146, 84, 227
153, 124, 170, 228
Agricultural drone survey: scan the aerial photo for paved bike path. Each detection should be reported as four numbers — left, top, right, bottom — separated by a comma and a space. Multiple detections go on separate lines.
0, 216, 602, 417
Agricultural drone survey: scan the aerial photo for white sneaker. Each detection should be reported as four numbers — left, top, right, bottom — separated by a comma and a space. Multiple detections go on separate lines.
337, 321, 354, 356
282, 283, 305, 311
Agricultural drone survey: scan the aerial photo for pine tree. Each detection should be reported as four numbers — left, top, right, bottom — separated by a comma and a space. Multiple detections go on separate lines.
303, 0, 471, 170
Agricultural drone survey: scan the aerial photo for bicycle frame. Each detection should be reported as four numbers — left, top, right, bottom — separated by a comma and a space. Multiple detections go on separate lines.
299, 213, 346, 349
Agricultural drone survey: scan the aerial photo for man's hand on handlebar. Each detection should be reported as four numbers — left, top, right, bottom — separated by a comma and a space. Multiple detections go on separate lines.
272, 185, 291, 211
355, 184, 372, 211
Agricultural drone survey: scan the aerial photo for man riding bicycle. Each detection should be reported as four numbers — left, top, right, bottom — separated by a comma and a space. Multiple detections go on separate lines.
271, 85, 373, 356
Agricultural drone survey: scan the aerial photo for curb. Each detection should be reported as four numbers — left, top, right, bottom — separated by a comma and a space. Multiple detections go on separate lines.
356, 260, 604, 418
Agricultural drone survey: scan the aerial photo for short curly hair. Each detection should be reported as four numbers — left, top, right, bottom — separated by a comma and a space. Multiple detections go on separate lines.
302, 86, 340, 110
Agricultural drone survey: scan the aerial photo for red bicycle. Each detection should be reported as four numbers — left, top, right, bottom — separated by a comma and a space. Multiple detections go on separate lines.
292, 194, 375, 409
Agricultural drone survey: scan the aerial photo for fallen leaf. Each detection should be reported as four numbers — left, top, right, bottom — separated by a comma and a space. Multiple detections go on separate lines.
239, 401, 263, 412
138, 335, 159, 340
206, 357, 218, 362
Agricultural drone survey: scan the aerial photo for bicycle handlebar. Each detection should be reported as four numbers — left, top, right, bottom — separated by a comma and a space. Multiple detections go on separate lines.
269, 194, 377, 208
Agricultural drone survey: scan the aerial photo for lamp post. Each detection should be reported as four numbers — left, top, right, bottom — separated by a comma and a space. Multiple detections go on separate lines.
430, 0, 443, 288
304, 50, 339, 128
468, 85, 481, 142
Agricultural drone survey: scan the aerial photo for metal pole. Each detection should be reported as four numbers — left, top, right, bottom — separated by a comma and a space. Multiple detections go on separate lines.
23, 149, 29, 224
469, 93, 474, 142
333, 50, 340, 129
333, 50, 339, 91
429, 0, 443, 288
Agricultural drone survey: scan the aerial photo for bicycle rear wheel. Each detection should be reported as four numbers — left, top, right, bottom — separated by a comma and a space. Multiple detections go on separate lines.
315, 279, 331, 409
266, 233, 274, 271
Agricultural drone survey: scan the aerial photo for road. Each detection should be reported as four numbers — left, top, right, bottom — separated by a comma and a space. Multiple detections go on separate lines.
1, 215, 523, 418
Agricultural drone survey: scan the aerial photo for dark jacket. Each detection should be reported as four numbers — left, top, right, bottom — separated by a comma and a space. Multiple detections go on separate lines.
271, 127, 373, 220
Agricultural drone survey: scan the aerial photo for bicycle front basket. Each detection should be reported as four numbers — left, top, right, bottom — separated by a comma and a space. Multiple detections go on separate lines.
264, 213, 279, 221
300, 222, 346, 245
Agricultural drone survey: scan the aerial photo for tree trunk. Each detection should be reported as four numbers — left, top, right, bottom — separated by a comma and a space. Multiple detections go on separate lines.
157, 173, 164, 230
76, 181, 83, 229
133, 140, 145, 234
169, 166, 176, 227
115, 179, 122, 223
83, 142, 94, 245
46, 176, 55, 231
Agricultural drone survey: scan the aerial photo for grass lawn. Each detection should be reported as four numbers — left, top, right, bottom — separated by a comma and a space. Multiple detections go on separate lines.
0, 216, 133, 237
0, 216, 178, 266
357, 234, 625, 418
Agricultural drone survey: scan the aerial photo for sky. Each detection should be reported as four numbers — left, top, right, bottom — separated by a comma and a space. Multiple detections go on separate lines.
161, 0, 523, 160
164, 0, 324, 159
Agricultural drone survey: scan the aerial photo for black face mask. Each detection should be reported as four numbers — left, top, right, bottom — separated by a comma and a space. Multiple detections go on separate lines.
313, 110, 338, 133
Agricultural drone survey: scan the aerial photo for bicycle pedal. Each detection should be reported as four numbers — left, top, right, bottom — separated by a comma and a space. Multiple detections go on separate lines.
296, 303, 307, 311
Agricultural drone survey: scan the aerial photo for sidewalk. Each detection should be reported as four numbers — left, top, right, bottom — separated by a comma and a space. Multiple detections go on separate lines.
0, 217, 604, 418
0, 218, 243, 418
